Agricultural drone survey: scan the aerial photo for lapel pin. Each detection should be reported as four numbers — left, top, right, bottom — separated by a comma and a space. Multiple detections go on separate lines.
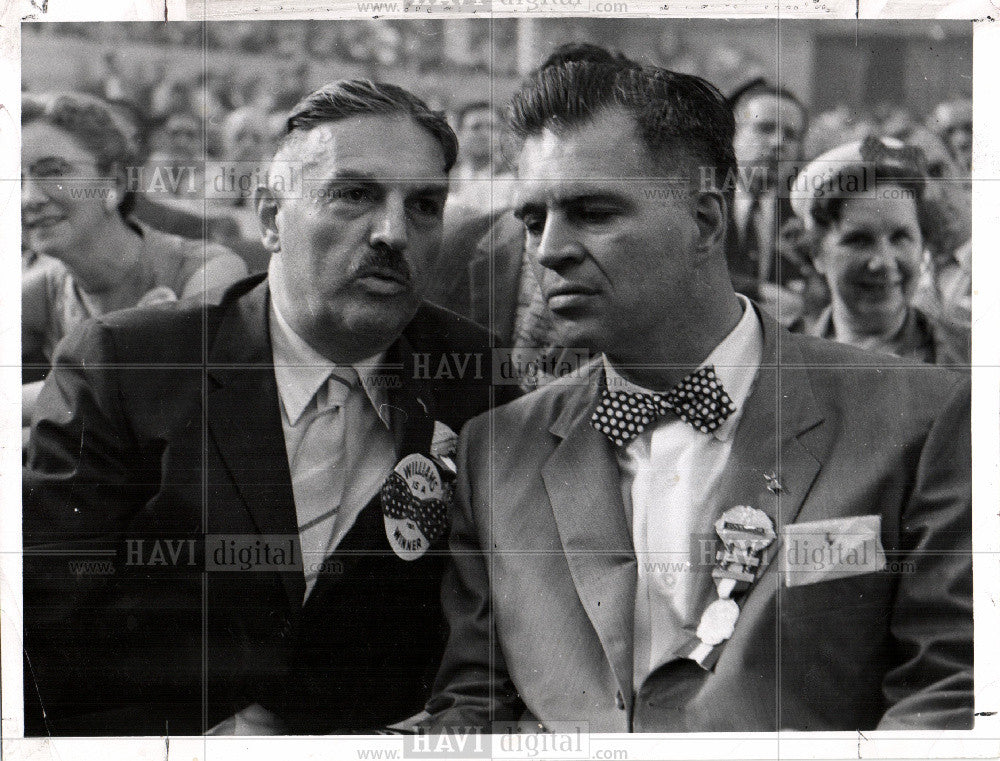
764, 471, 783, 494
680, 505, 776, 669
381, 453, 450, 562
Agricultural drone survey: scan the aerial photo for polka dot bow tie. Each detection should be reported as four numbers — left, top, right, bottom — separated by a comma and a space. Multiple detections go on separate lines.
591, 365, 737, 446
380, 472, 450, 541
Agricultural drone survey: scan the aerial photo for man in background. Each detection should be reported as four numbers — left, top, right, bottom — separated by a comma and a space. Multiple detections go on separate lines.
727, 78, 811, 323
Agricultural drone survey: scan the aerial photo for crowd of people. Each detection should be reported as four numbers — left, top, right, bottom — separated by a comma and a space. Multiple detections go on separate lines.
20, 45, 974, 433
21, 43, 974, 396
20, 40, 974, 737
35, 21, 491, 74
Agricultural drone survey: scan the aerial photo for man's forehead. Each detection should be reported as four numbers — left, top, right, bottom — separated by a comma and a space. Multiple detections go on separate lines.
291, 115, 448, 180
515, 126, 685, 197
517, 122, 659, 180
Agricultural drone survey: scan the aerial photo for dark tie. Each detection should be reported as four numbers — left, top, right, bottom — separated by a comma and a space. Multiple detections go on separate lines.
590, 366, 737, 447
742, 193, 763, 273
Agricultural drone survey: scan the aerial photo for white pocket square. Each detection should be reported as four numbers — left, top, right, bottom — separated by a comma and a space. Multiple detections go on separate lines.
782, 514, 887, 588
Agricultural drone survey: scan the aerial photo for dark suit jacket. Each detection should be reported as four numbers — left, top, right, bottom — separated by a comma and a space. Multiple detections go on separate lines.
425, 309, 972, 732
23, 274, 514, 736
725, 194, 805, 299
438, 211, 524, 344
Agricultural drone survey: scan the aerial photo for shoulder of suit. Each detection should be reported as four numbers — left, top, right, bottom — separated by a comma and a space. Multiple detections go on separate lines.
406, 300, 497, 352
782, 328, 968, 410
89, 273, 264, 363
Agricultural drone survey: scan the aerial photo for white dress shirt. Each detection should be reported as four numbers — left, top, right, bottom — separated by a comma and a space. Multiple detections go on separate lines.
606, 295, 764, 689
269, 280, 397, 601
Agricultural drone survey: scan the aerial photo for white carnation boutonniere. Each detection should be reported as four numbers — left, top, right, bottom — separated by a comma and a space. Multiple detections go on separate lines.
380, 421, 458, 561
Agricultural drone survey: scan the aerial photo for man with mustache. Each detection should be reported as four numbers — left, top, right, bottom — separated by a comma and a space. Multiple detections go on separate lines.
423, 60, 971, 732
24, 80, 512, 736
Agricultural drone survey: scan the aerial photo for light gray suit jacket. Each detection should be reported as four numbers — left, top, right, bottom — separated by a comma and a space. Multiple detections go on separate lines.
424, 310, 972, 732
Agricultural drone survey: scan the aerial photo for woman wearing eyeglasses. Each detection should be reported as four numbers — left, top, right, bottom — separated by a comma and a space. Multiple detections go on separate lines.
21, 92, 248, 429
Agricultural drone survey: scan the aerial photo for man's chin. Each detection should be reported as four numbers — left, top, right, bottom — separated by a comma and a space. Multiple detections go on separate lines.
547, 317, 601, 357
342, 297, 421, 344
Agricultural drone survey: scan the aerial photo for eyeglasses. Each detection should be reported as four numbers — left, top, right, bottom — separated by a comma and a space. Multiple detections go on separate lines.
24, 157, 101, 179
23, 157, 105, 188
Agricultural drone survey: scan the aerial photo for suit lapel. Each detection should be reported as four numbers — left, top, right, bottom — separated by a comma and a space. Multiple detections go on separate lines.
205, 279, 304, 610
386, 333, 437, 460
677, 310, 832, 663
204, 287, 443, 613
541, 365, 637, 701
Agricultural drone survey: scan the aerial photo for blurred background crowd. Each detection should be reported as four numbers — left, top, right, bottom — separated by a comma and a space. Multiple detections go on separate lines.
21, 19, 973, 424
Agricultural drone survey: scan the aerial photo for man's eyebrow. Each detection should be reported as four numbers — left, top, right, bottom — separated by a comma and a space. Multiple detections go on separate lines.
27, 156, 75, 167
308, 169, 377, 184
514, 190, 628, 218
512, 200, 545, 220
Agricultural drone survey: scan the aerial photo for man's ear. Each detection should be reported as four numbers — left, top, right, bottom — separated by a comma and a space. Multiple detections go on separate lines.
693, 190, 728, 260
255, 185, 281, 253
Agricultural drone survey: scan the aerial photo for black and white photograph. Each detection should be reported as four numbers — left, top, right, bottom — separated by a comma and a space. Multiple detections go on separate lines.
5, 12, 997, 758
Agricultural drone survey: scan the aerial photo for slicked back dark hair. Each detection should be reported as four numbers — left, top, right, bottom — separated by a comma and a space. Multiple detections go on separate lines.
282, 79, 458, 172
538, 42, 635, 71
507, 62, 737, 199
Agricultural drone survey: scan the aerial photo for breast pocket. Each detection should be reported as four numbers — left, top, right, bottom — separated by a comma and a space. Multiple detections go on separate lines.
777, 571, 895, 617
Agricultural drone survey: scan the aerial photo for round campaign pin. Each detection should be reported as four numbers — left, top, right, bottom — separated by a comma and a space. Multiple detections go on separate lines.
696, 598, 740, 646
383, 453, 444, 562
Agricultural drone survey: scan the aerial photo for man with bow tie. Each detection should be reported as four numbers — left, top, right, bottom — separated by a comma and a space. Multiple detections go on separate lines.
23, 80, 514, 736
423, 61, 972, 731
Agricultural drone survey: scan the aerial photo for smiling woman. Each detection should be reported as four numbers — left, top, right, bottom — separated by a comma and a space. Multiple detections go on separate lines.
788, 136, 970, 366
21, 92, 248, 429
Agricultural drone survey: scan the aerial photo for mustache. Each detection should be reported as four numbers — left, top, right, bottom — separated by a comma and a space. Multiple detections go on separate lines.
356, 243, 413, 283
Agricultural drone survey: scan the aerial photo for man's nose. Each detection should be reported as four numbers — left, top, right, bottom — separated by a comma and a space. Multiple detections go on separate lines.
867, 240, 899, 271
369, 194, 408, 252
534, 214, 585, 270
768, 130, 789, 156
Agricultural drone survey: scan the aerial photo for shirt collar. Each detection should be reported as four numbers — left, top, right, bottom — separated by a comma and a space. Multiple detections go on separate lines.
269, 268, 390, 429
602, 294, 763, 442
